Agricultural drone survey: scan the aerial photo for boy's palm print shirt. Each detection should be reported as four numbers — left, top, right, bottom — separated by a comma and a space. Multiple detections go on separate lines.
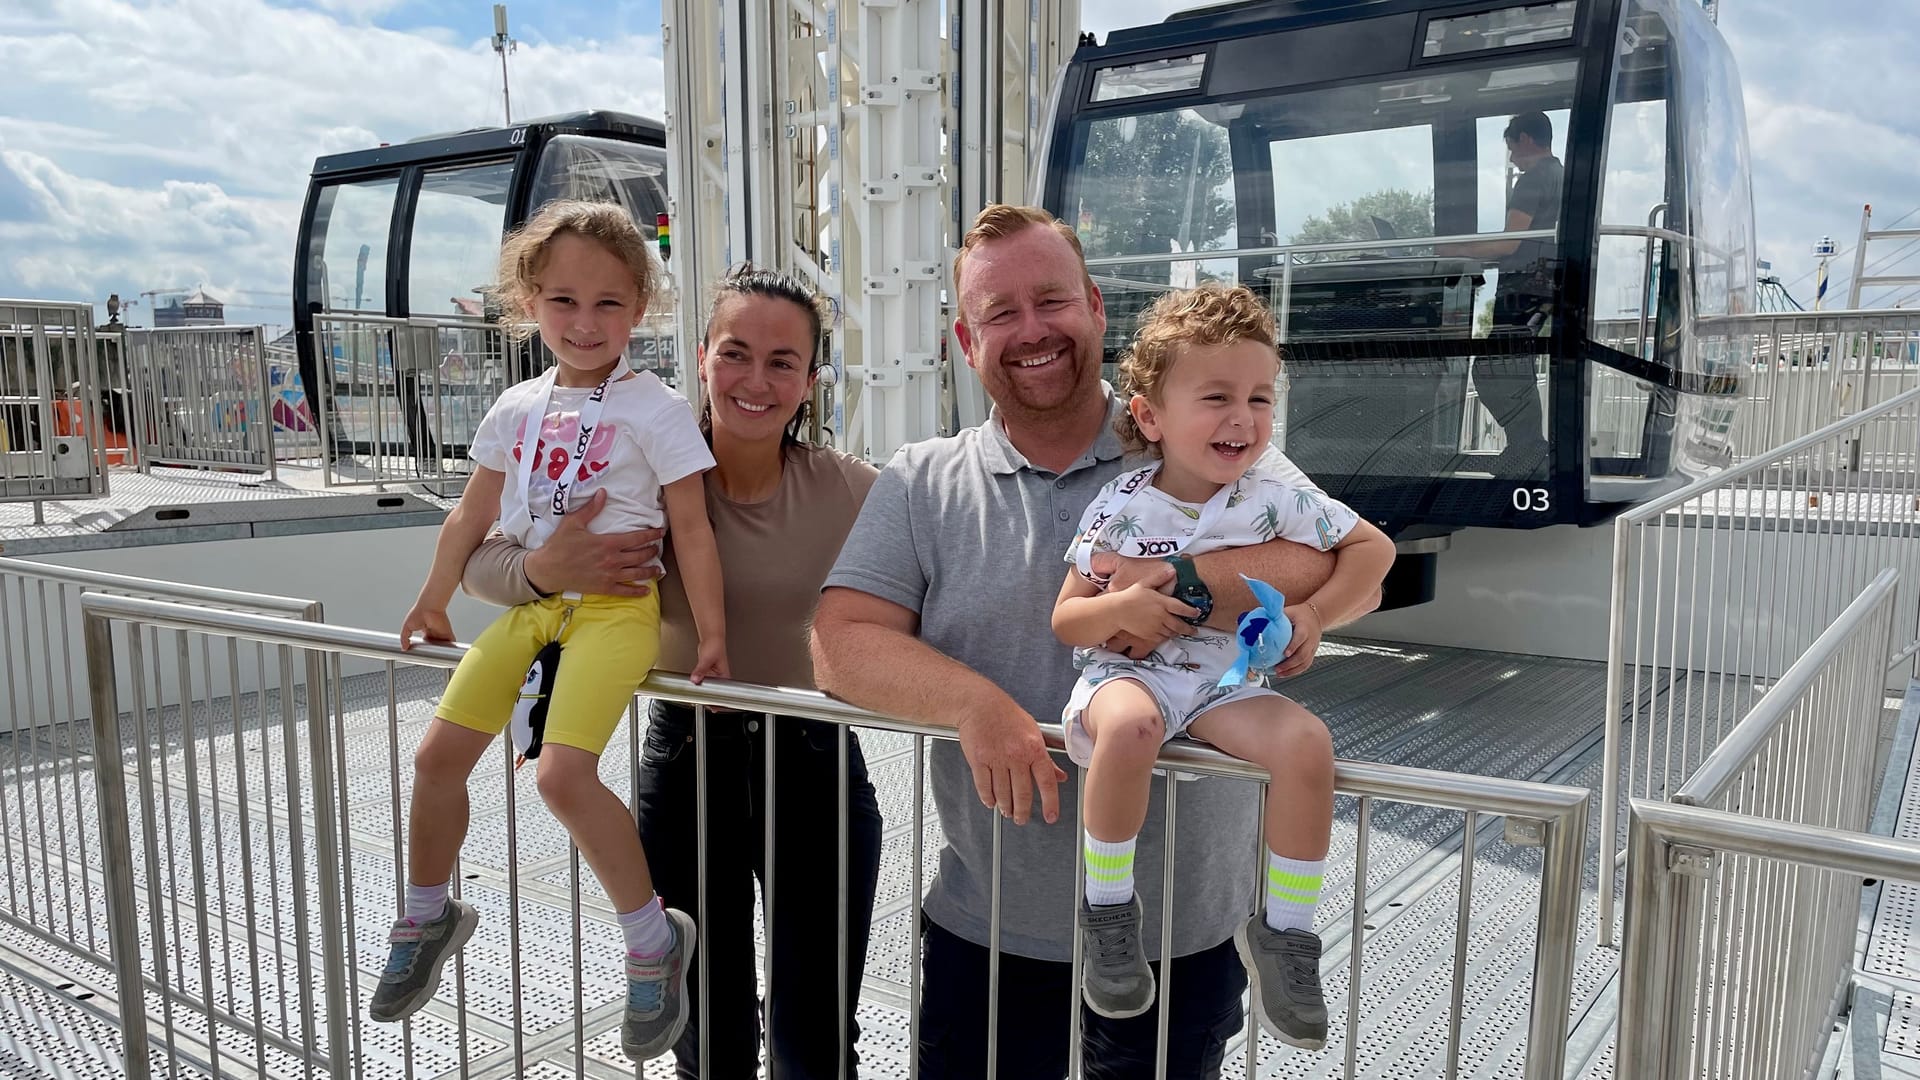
1062, 461, 1361, 684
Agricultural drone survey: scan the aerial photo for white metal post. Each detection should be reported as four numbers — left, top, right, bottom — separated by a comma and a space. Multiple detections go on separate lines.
665, 0, 1079, 456
663, 0, 732, 410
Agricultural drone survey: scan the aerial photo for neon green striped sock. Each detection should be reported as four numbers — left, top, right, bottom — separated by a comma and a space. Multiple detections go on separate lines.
1265, 852, 1324, 934
1084, 833, 1137, 907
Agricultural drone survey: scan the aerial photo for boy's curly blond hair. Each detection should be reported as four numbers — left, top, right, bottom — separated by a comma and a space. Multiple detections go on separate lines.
1115, 283, 1281, 456
491, 200, 656, 342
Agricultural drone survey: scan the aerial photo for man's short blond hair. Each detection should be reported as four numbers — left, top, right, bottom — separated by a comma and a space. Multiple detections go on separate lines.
952, 204, 1091, 300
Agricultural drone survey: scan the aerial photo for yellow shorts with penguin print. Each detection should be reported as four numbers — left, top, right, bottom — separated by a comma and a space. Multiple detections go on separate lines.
436, 592, 660, 757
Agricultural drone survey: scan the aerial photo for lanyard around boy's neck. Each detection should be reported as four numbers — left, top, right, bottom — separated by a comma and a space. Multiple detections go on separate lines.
1073, 461, 1239, 576
516, 359, 630, 525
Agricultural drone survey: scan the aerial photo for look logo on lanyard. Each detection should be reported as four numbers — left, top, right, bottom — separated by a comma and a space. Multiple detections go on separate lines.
515, 359, 630, 528
1074, 462, 1240, 576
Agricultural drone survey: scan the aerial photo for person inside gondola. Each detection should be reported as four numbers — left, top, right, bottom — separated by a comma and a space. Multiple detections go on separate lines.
1444, 110, 1563, 473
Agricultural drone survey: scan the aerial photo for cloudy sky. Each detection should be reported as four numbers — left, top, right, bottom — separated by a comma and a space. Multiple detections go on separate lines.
3, 0, 1916, 329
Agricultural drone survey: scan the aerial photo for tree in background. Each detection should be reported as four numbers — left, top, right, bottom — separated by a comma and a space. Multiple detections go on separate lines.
1072, 109, 1237, 345
1292, 189, 1435, 260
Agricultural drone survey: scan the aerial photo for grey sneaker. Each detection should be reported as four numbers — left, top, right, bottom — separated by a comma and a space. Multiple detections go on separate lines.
368, 899, 479, 1022
1079, 897, 1154, 1019
1235, 915, 1328, 1050
622, 907, 697, 1061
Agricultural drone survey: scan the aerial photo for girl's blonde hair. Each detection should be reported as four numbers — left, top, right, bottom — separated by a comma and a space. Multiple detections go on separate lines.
491, 200, 656, 342
1114, 283, 1281, 456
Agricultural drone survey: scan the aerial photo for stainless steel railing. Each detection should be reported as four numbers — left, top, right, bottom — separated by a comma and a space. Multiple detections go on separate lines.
71, 590, 1588, 1079
1618, 571, 1904, 1076
0, 299, 111, 522
311, 312, 506, 490
1597, 387, 1920, 943
1619, 800, 1920, 1079
0, 557, 317, 1009
122, 324, 278, 478
307, 312, 681, 491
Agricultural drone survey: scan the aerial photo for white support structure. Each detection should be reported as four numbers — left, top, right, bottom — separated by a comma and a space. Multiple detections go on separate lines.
664, 0, 1079, 459
662, 0, 731, 419
1849, 202, 1920, 309
947, 0, 1082, 433
845, 0, 947, 459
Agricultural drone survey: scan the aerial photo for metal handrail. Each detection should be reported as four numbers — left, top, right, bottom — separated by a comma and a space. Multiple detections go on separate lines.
1628, 798, 1920, 913
0, 556, 318, 617
1618, 798, 1920, 1077
1675, 569, 1898, 807
1081, 228, 1557, 269
73, 590, 1588, 815
78, 588, 1589, 1080
1619, 384, 1920, 523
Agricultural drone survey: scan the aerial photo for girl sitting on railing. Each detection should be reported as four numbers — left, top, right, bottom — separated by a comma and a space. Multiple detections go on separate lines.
376, 199, 726, 1065
1052, 284, 1394, 1050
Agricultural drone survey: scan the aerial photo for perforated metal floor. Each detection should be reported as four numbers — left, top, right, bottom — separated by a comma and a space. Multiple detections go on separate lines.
1, 639, 1644, 1078
1836, 680, 1920, 1079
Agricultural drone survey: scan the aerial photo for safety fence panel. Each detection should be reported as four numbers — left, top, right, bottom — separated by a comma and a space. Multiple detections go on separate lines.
0, 300, 110, 519
0, 557, 316, 1002
1597, 388, 1920, 942
68, 592, 1589, 1080
123, 324, 277, 478
1619, 572, 1905, 1077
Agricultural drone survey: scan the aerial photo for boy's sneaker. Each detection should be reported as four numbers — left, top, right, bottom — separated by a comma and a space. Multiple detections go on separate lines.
623, 907, 697, 1062
1235, 915, 1328, 1049
1078, 896, 1154, 1018
368, 899, 479, 1022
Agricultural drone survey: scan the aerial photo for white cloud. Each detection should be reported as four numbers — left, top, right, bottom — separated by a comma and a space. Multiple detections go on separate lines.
1, 0, 665, 326
9, 0, 1919, 324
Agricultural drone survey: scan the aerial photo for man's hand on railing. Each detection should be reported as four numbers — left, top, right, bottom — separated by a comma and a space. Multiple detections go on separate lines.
957, 704, 1066, 827
524, 491, 666, 597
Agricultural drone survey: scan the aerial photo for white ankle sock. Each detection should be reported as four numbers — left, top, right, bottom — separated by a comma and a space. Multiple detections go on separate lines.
620, 896, 673, 957
1264, 852, 1324, 934
405, 880, 448, 922
1084, 833, 1137, 907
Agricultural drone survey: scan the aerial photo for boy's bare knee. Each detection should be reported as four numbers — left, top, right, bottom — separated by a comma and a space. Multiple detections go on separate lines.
1095, 709, 1166, 760
1275, 707, 1334, 771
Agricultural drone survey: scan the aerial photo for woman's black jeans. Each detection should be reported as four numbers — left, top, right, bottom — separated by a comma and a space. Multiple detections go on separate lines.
633, 700, 884, 1079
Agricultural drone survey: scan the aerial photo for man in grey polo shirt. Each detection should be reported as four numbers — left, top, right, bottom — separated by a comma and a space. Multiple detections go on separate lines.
812, 204, 1377, 1077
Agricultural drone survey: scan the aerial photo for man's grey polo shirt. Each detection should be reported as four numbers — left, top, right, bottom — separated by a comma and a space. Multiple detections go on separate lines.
823, 396, 1263, 962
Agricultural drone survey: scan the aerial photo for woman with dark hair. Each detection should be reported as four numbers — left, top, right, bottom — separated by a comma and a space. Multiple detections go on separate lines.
463, 266, 883, 1077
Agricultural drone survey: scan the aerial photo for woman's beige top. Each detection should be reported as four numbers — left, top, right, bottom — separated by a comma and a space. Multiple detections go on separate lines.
656, 445, 877, 688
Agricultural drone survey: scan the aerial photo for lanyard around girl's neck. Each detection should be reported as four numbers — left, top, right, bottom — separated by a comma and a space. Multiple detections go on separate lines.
1074, 460, 1240, 576
516, 359, 630, 525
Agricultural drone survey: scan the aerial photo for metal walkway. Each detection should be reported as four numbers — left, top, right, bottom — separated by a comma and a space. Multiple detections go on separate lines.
0, 639, 1900, 1078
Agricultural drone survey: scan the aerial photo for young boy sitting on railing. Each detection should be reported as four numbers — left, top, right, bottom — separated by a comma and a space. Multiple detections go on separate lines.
1052, 284, 1395, 1049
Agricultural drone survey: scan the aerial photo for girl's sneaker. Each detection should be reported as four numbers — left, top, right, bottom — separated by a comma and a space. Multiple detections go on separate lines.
368, 900, 479, 1022
622, 907, 697, 1061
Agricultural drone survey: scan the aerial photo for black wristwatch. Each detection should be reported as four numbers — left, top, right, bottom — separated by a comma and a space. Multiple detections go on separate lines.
1165, 555, 1213, 626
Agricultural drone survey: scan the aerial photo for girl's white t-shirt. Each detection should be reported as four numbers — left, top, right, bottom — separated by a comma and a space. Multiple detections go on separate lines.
468, 370, 715, 550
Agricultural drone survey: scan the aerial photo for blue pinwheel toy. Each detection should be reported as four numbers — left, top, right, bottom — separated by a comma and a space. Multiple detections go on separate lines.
1217, 575, 1292, 688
